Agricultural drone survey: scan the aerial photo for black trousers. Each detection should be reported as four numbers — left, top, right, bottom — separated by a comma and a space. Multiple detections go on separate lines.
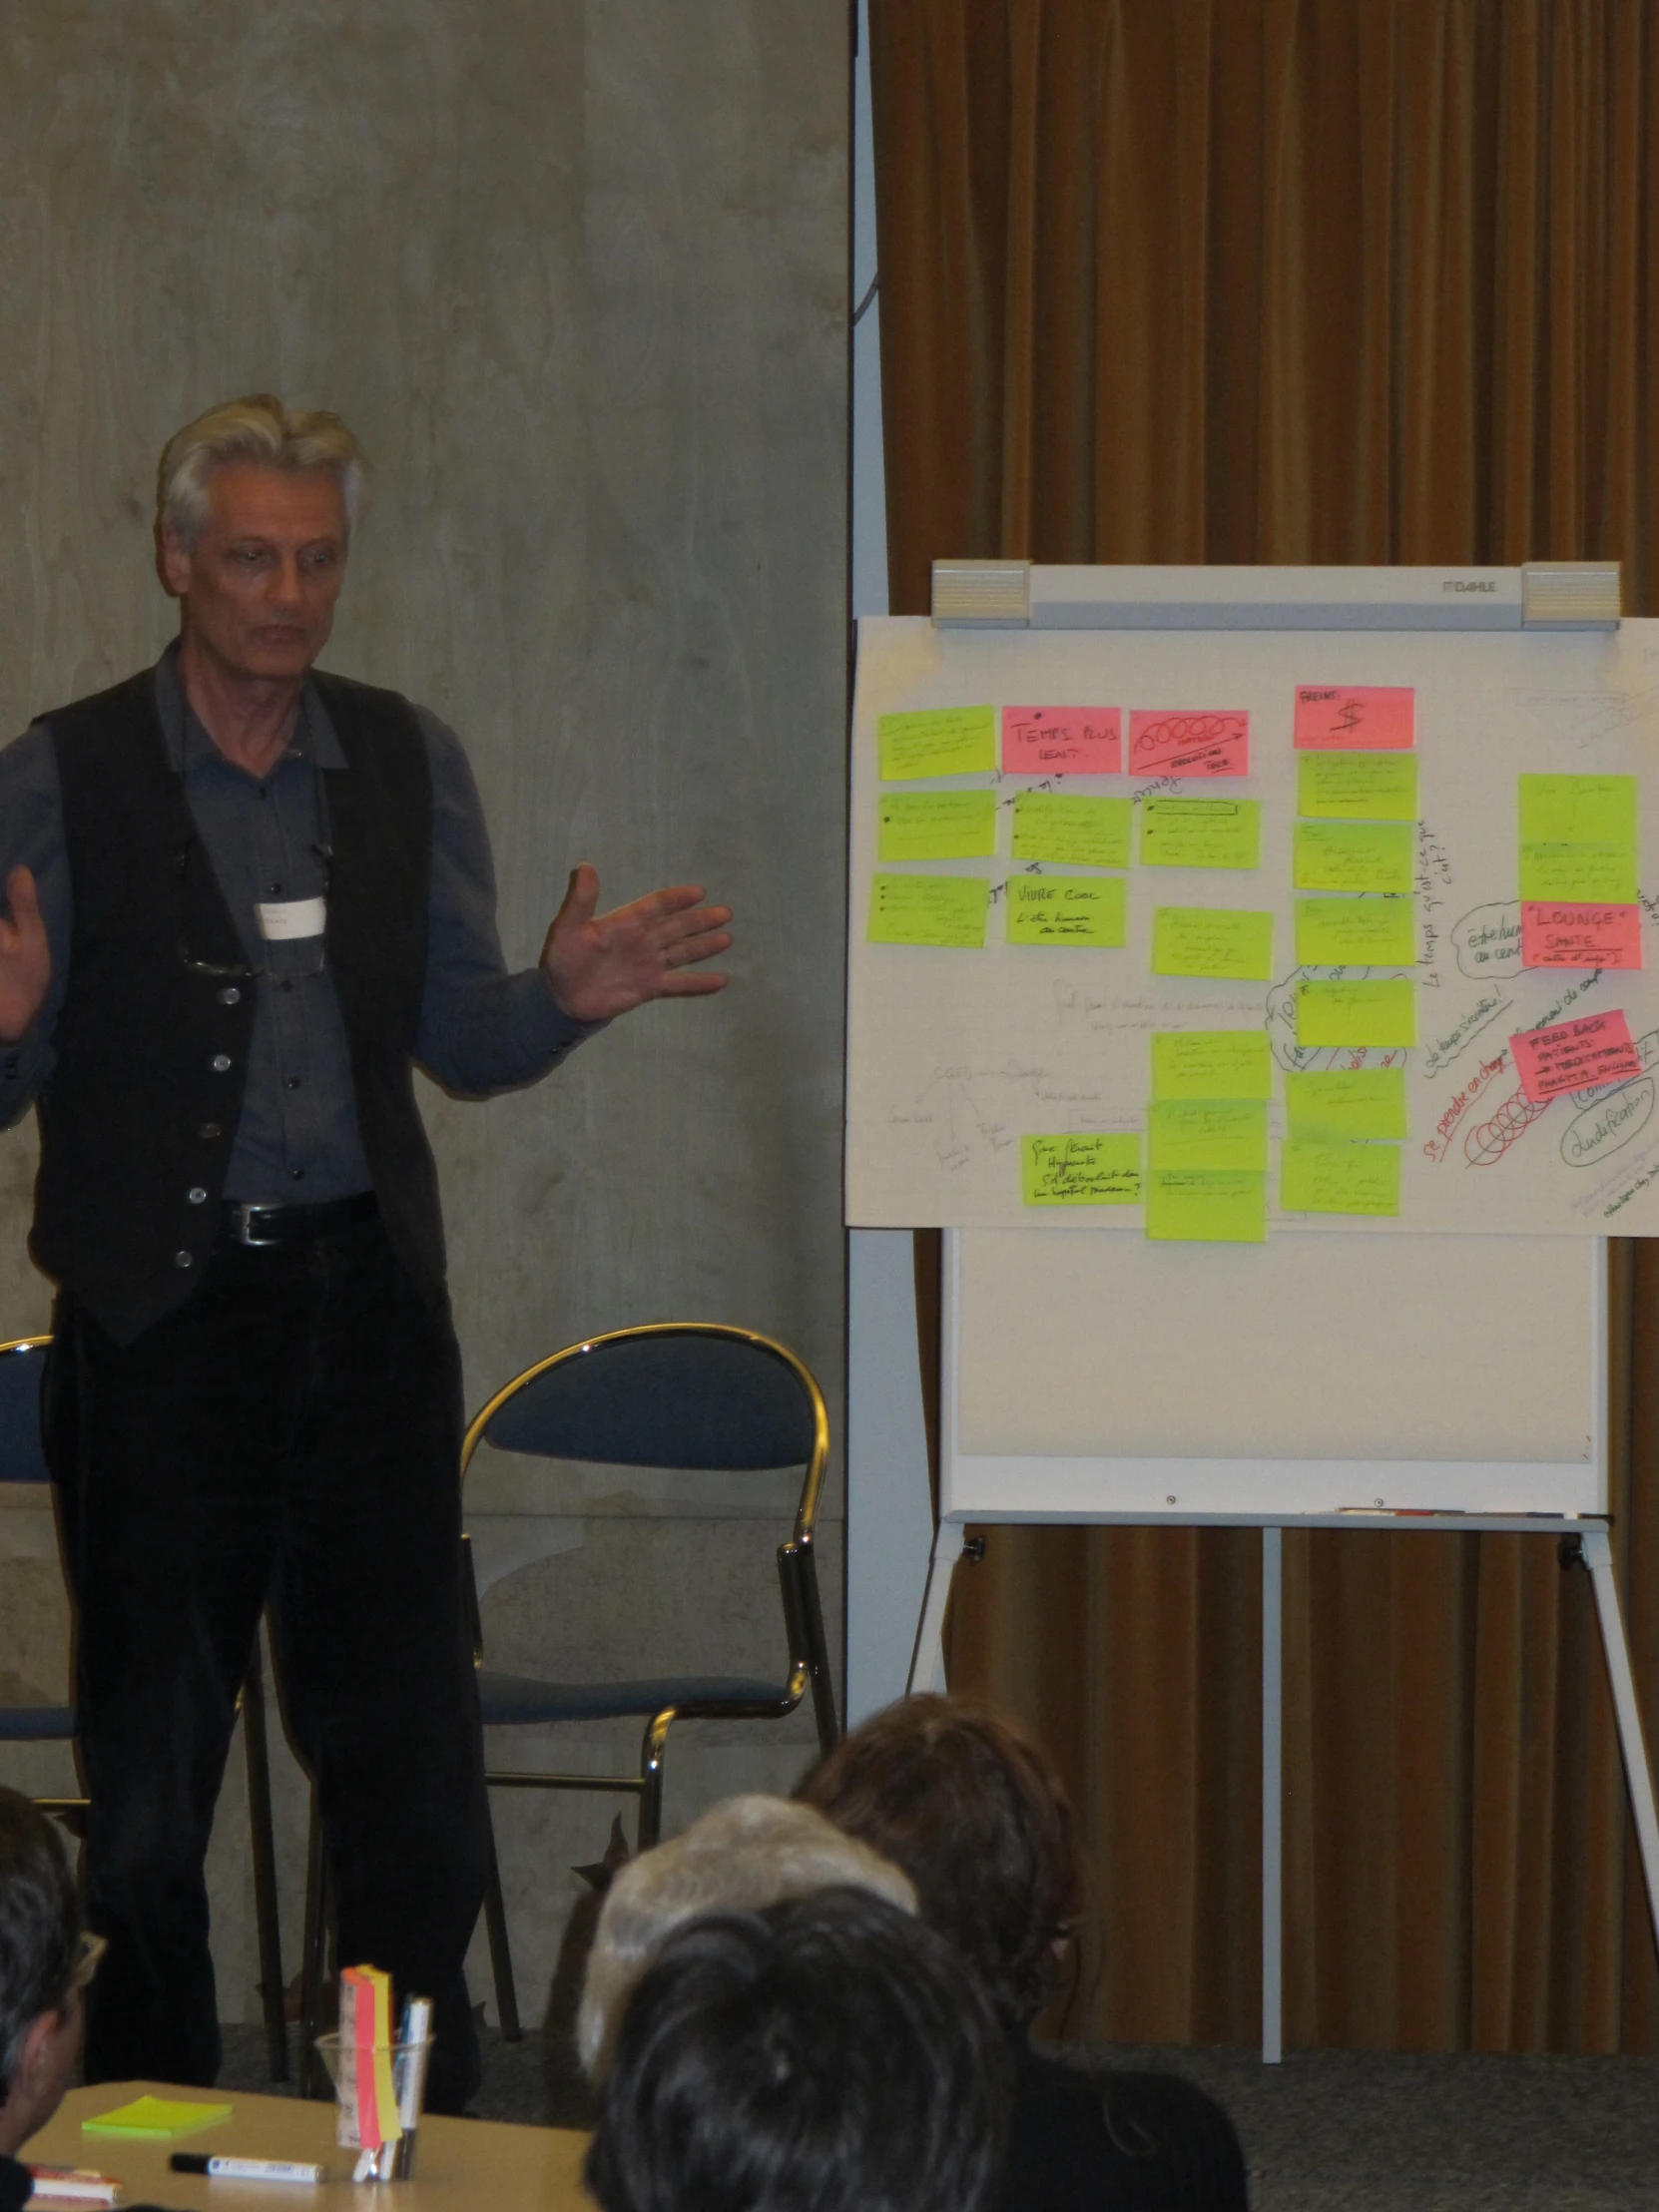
43, 1217, 488, 2114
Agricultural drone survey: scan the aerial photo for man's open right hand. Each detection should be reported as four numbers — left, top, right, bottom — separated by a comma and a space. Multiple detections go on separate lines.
0, 866, 50, 1043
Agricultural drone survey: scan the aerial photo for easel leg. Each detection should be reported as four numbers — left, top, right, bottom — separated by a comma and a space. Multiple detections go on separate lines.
1582, 1525, 1659, 1957
906, 1520, 965, 1696
1262, 1525, 1283, 2065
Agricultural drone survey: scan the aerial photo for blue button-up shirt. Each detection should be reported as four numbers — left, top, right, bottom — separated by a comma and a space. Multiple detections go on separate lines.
0, 645, 594, 1202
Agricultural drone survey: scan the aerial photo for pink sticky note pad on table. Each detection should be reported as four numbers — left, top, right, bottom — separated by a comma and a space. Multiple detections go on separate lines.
1294, 686, 1415, 750
1001, 707, 1122, 775
1520, 902, 1642, 971
1127, 710, 1248, 779
1509, 1010, 1642, 1102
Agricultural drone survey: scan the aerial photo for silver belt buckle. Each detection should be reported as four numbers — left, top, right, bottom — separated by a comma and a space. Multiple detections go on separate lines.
232, 1203, 281, 1248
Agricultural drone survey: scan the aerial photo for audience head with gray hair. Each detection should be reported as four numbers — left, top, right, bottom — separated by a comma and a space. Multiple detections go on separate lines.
0, 1789, 88, 2166
155, 392, 370, 552
577, 1793, 914, 2084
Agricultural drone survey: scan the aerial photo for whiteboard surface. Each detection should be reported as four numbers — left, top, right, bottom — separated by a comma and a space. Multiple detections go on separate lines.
847, 616, 1659, 1235
944, 1229, 1603, 1520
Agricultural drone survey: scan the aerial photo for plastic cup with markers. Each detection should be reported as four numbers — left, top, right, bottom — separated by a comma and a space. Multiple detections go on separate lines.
314, 1988, 434, 2182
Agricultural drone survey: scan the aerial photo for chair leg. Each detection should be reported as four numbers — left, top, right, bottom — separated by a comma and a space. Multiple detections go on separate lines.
240, 1640, 289, 2083
798, 1549, 839, 1752
480, 1794, 521, 2040
638, 1713, 673, 1852
298, 1794, 331, 2099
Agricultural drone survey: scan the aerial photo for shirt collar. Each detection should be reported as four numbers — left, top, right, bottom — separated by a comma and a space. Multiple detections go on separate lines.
153, 639, 349, 775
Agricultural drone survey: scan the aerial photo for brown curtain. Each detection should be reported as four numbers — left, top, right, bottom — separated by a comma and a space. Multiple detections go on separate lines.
871, 0, 1659, 2050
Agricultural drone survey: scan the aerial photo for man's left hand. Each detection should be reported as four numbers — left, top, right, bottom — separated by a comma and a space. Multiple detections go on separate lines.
541, 862, 733, 1023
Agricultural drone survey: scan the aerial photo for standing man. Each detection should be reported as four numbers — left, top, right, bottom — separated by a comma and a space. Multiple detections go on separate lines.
0, 395, 733, 2111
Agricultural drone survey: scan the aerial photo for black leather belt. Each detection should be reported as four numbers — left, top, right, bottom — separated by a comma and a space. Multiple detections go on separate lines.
221, 1193, 379, 1248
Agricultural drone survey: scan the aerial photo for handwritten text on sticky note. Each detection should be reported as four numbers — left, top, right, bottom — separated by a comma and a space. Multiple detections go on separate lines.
1006, 875, 1128, 947
1148, 1099, 1269, 1173
1140, 798, 1261, 870
1280, 1138, 1402, 1216
1295, 896, 1417, 968
1296, 978, 1417, 1049
1297, 752, 1419, 822
1145, 1169, 1268, 1243
1294, 686, 1415, 750
1127, 710, 1249, 779
1284, 1067, 1408, 1141
1520, 902, 1642, 971
1518, 843, 1638, 904
867, 873, 988, 947
1509, 1011, 1642, 1102
1021, 1133, 1141, 1205
1517, 775, 1638, 848
1010, 792, 1132, 869
1002, 707, 1122, 776
1293, 820, 1416, 894
877, 706, 996, 782
1151, 1029, 1274, 1101
877, 790, 997, 862
1151, 906, 1274, 981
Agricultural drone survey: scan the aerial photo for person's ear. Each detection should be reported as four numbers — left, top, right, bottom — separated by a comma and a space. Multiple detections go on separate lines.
157, 524, 193, 598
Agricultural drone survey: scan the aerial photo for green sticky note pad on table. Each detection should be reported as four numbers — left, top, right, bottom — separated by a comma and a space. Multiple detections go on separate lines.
1518, 774, 1638, 847
877, 789, 997, 862
1296, 978, 1416, 1048
1021, 1133, 1141, 1205
1140, 798, 1261, 870
1298, 753, 1419, 821
1294, 896, 1416, 967
1151, 906, 1274, 980
1010, 791, 1132, 869
1293, 820, 1415, 894
1281, 1138, 1402, 1216
1518, 842, 1639, 904
1148, 1099, 1268, 1173
867, 872, 988, 947
1151, 1029, 1274, 1101
84, 2095, 234, 2139
1006, 875, 1127, 947
1145, 1169, 1267, 1243
1284, 1067, 1408, 1141
877, 705, 996, 782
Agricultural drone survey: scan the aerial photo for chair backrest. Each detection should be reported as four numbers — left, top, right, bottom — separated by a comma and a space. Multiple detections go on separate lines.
0, 1338, 50, 1485
462, 1324, 830, 1540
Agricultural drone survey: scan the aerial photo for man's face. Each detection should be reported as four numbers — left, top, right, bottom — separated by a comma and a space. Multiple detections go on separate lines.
160, 461, 348, 685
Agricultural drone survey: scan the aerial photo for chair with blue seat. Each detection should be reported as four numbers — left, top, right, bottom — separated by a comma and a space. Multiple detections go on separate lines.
0, 1333, 291, 2081
360, 1320, 838, 2046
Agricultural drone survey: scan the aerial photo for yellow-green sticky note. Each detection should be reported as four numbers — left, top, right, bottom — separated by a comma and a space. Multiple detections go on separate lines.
1145, 1169, 1267, 1243
1150, 1029, 1274, 1102
1298, 753, 1419, 822
1006, 874, 1127, 947
867, 873, 988, 947
1293, 820, 1415, 894
1141, 798, 1261, 870
84, 2096, 234, 2140
1148, 1099, 1269, 1173
1518, 842, 1639, 904
1021, 1133, 1142, 1206
1281, 1138, 1402, 1217
1151, 907, 1274, 981
877, 790, 997, 862
877, 705, 996, 782
1518, 774, 1638, 847
1285, 1067, 1408, 1141
1010, 792, 1132, 869
1296, 978, 1416, 1048
1295, 896, 1416, 967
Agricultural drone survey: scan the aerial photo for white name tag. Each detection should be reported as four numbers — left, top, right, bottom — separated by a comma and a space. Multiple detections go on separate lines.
256, 896, 327, 942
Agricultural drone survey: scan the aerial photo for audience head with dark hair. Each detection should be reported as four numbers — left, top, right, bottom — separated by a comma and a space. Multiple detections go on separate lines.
584, 1885, 1009, 2212
0, 1789, 88, 2204
797, 1696, 1251, 2212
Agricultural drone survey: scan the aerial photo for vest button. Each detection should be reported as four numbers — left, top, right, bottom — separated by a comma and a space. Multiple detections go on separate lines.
174, 1250, 194, 1270
199, 1121, 222, 1140
218, 985, 242, 1006
211, 1053, 233, 1072
187, 1187, 208, 1205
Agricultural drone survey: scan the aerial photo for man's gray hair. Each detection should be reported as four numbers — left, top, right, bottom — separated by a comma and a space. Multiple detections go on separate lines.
156, 393, 370, 547
577, 1794, 914, 2084
0, 1790, 80, 2105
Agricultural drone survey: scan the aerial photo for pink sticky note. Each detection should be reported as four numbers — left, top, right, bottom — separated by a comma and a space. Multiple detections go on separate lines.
1521, 902, 1643, 971
1294, 686, 1415, 750
1509, 1010, 1642, 1102
1127, 709, 1249, 779
1001, 707, 1122, 775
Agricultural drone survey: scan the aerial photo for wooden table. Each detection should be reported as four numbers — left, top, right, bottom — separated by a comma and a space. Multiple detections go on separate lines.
23, 2083, 592, 2210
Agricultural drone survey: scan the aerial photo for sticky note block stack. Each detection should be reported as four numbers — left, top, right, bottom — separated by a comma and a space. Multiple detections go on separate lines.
338, 1964, 401, 2152
1516, 775, 1641, 971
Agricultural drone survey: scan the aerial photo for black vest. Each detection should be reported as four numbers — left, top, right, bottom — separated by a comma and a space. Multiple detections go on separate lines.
32, 667, 446, 1345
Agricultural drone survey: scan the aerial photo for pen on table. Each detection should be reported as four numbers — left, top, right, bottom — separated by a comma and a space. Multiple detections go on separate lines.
169, 2154, 324, 2184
